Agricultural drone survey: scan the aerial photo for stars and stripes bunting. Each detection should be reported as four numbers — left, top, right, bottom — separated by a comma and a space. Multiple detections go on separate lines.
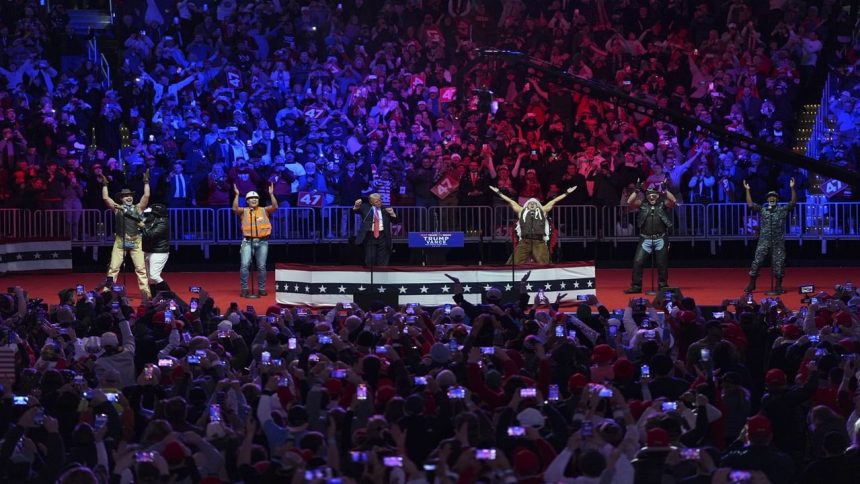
276, 262, 596, 306
0, 239, 72, 274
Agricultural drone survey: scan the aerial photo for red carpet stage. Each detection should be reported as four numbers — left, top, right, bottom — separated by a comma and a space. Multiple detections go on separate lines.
4, 266, 854, 311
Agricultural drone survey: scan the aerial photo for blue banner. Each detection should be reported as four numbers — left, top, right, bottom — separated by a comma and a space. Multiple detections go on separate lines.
407, 232, 465, 248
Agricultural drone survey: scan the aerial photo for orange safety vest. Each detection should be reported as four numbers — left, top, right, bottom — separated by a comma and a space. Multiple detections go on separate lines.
241, 207, 272, 238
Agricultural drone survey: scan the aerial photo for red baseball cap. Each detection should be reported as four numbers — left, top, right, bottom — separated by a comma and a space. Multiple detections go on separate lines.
747, 415, 772, 439
765, 368, 787, 388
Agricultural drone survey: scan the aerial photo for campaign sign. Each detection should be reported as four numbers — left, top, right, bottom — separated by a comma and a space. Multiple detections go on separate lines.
408, 232, 465, 248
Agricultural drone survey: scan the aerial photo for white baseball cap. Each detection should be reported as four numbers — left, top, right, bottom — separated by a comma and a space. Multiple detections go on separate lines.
245, 191, 259, 199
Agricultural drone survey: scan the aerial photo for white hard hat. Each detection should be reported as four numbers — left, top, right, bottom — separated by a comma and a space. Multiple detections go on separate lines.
245, 191, 260, 199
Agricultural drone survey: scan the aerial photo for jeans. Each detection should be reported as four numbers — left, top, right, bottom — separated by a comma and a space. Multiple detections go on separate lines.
240, 238, 268, 290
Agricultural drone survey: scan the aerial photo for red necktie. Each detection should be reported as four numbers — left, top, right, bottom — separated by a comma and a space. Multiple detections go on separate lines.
472, 173, 477, 185
373, 209, 380, 239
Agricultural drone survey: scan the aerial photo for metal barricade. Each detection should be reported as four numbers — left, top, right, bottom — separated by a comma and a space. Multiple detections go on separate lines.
215, 207, 240, 243
492, 205, 517, 242
390, 206, 427, 241
169, 208, 216, 245
31, 209, 104, 245
428, 206, 493, 241
670, 203, 706, 240
270, 207, 317, 243
321, 206, 357, 242
826, 202, 860, 239
601, 206, 639, 243
552, 205, 599, 241
0, 209, 30, 239
706, 203, 751, 241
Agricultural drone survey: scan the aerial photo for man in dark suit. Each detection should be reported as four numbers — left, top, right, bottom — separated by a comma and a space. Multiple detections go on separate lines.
353, 193, 397, 266
165, 160, 195, 207
458, 159, 490, 205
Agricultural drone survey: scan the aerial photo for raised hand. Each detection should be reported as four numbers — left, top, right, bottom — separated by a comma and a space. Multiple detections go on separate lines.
489, 186, 500, 193
743, 180, 750, 190
143, 170, 150, 184
566, 186, 577, 194
268, 183, 274, 194
233, 184, 239, 195
789, 177, 795, 188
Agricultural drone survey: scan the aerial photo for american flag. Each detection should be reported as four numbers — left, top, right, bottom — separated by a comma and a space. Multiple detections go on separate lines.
275, 262, 596, 306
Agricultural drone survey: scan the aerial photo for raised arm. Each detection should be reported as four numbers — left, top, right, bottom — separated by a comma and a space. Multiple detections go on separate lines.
543, 186, 577, 212
743, 180, 753, 208
137, 171, 150, 211
266, 183, 278, 213
489, 186, 522, 214
101, 180, 119, 210
664, 189, 677, 204
231, 184, 242, 215
788, 177, 797, 207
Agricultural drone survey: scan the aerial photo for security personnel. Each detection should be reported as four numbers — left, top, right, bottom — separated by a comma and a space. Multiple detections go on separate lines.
624, 185, 678, 293
233, 183, 277, 297
743, 178, 796, 294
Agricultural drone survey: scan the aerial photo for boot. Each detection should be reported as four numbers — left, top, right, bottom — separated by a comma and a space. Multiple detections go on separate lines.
774, 277, 785, 295
156, 281, 171, 292
148, 284, 158, 297
744, 276, 756, 293
623, 286, 642, 294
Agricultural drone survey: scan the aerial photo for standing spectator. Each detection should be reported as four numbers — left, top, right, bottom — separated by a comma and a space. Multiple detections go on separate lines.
165, 161, 194, 208
232, 184, 277, 297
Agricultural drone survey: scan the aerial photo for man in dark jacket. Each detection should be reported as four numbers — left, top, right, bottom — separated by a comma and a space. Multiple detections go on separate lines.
140, 203, 171, 294
759, 362, 819, 460
720, 415, 796, 484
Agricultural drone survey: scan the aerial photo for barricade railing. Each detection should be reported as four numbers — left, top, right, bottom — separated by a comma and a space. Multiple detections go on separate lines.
3, 203, 858, 254
428, 206, 493, 241
0, 209, 30, 240
31, 209, 104, 245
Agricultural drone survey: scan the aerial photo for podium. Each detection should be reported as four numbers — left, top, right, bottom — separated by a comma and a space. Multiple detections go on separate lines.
408, 232, 465, 265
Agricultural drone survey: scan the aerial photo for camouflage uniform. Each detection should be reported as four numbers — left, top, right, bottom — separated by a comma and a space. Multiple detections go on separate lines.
748, 198, 796, 279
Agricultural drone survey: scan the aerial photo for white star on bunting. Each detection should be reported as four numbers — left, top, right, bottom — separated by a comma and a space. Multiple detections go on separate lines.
52, 252, 59, 258
419, 286, 429, 293
544, 283, 552, 290
16, 254, 23, 260
358, 285, 366, 291
294, 284, 300, 291
441, 285, 450, 293
573, 282, 580, 288
559, 282, 567, 289
33, 253, 41, 259
526, 283, 533, 290
483, 284, 492, 292
304, 285, 310, 293
504, 284, 513, 291
398, 286, 407, 294
587, 281, 593, 287
338, 285, 347, 293
377, 286, 386, 293
318, 285, 327, 293
463, 285, 472, 292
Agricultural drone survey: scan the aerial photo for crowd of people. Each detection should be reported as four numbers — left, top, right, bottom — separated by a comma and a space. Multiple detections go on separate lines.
2, 276, 860, 483
2, 0, 857, 219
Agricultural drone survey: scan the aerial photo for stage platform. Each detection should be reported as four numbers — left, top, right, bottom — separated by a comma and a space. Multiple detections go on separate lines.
5, 266, 853, 312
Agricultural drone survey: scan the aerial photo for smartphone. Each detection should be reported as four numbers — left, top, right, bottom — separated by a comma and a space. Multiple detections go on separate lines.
548, 384, 559, 401
662, 401, 678, 412
576, 294, 588, 301
680, 448, 701, 460
383, 456, 403, 467
375, 345, 387, 354
187, 355, 200, 365
189, 298, 199, 312
209, 403, 221, 422
331, 369, 347, 379
480, 346, 494, 355
76, 284, 85, 296
713, 311, 725, 319
261, 351, 271, 365
95, 413, 107, 429
164, 310, 173, 323
288, 337, 297, 350
105, 392, 119, 403
508, 426, 526, 437
189, 286, 201, 293
83, 389, 94, 400
405, 316, 417, 325
729, 470, 752, 483
13, 395, 29, 406
555, 326, 564, 337
641, 364, 651, 378
111, 301, 120, 312
700, 348, 711, 362
406, 304, 415, 315
357, 384, 368, 400
448, 340, 458, 352
112, 285, 123, 292
350, 451, 368, 462
135, 451, 154, 462
158, 358, 174, 367
143, 365, 154, 380
414, 376, 427, 386
444, 304, 452, 315
33, 408, 44, 426
297, 307, 308, 316
475, 449, 496, 460
581, 421, 593, 437
448, 386, 465, 399
181, 331, 191, 343
319, 335, 332, 344
86, 291, 95, 303
538, 288, 545, 301
598, 388, 614, 398
246, 305, 254, 313
609, 325, 618, 336
568, 330, 577, 340
372, 313, 383, 321
520, 387, 537, 398
278, 375, 290, 387
343, 302, 353, 310
809, 334, 820, 343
